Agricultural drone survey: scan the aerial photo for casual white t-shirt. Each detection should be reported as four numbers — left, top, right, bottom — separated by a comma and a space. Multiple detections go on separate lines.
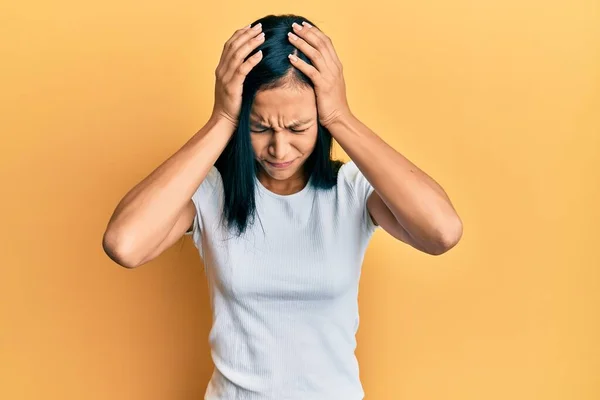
189, 160, 379, 400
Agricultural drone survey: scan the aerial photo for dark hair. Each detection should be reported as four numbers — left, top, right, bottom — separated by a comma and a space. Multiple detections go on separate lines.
214, 14, 344, 237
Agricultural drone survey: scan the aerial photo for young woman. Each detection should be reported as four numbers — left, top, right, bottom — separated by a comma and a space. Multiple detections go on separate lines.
103, 14, 463, 400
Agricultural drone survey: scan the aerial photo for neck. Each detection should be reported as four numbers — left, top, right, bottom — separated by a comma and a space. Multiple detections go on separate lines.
257, 167, 308, 195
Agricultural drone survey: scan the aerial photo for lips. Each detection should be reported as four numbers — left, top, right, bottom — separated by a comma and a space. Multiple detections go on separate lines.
267, 160, 294, 168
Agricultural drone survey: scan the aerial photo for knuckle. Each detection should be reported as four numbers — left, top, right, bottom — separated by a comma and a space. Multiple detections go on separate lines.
242, 42, 253, 53
238, 44, 253, 61
223, 85, 234, 96
240, 59, 253, 71
238, 64, 250, 76
232, 48, 244, 62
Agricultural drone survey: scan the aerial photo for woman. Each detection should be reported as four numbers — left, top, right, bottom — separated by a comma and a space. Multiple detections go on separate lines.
103, 14, 463, 400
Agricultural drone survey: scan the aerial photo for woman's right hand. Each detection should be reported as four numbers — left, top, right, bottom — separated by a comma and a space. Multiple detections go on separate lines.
211, 23, 265, 128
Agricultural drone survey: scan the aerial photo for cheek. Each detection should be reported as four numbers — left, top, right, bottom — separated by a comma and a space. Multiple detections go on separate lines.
301, 141, 317, 154
250, 136, 264, 151
301, 131, 319, 153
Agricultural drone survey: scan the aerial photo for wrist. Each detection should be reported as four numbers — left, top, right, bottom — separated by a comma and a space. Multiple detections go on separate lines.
210, 111, 238, 130
208, 113, 238, 134
323, 109, 355, 131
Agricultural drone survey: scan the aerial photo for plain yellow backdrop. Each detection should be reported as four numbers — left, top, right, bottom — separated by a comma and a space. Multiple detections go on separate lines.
1, 0, 599, 399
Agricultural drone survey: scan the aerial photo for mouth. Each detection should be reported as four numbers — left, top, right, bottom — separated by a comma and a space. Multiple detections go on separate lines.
266, 159, 295, 169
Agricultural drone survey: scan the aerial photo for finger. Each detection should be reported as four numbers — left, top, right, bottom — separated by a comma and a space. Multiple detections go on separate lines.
288, 53, 325, 87
226, 23, 263, 60
287, 30, 330, 74
228, 24, 252, 45
222, 31, 265, 82
221, 24, 253, 60
301, 22, 343, 71
217, 23, 262, 74
216, 24, 251, 75
295, 22, 343, 72
228, 50, 263, 88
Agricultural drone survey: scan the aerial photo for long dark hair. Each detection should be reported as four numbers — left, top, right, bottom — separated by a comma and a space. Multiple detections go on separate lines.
214, 14, 343, 237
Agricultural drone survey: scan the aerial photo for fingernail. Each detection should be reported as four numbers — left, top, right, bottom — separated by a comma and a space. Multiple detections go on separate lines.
288, 32, 298, 41
302, 21, 312, 28
292, 22, 302, 31
253, 23, 262, 31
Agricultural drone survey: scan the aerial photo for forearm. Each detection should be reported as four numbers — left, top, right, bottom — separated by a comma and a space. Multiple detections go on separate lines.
327, 113, 461, 245
103, 116, 235, 261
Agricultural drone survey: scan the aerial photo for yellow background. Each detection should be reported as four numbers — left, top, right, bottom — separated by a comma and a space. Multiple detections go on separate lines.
2, 0, 599, 399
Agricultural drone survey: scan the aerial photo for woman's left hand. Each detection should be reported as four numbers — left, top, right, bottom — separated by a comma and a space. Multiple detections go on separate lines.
287, 21, 352, 129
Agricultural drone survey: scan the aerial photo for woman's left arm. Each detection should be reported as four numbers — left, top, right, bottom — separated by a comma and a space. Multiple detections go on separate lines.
287, 20, 462, 255
328, 113, 463, 255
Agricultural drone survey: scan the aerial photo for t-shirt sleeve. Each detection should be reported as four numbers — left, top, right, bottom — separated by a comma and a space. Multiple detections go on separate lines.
184, 165, 221, 259
342, 160, 380, 235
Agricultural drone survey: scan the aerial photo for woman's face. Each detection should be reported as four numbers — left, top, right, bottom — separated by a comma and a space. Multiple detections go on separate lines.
250, 86, 318, 184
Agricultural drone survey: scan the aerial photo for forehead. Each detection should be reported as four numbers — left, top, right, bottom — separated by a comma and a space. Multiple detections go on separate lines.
251, 86, 316, 120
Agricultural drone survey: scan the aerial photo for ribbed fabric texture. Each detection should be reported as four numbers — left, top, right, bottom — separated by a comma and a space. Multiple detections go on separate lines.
189, 161, 379, 400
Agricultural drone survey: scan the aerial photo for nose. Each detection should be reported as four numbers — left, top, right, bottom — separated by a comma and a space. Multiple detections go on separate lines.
268, 131, 291, 161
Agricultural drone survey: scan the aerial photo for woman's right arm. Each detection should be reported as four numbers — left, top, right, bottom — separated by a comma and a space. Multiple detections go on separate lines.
102, 22, 265, 268
102, 116, 235, 268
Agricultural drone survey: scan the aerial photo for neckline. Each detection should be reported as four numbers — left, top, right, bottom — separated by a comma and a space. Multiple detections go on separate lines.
256, 174, 313, 199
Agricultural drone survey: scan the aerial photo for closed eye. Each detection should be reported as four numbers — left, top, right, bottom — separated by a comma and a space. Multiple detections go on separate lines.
250, 127, 309, 133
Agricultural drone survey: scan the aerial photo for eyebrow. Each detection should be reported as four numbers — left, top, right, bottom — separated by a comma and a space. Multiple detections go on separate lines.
249, 118, 314, 129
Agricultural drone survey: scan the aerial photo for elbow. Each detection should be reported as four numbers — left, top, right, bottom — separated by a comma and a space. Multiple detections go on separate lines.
102, 230, 141, 269
429, 216, 463, 256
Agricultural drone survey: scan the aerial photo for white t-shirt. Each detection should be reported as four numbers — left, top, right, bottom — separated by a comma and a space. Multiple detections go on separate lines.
189, 160, 379, 400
